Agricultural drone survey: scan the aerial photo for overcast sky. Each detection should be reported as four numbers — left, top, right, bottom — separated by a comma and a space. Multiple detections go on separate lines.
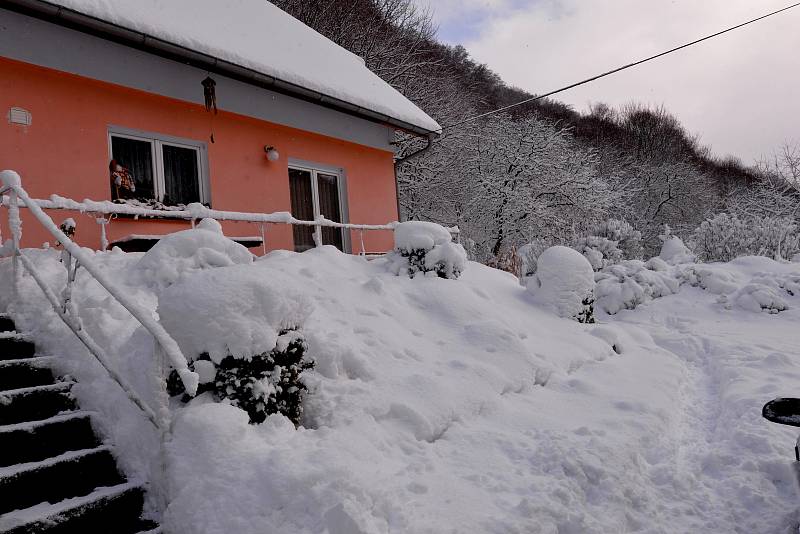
413, 0, 800, 164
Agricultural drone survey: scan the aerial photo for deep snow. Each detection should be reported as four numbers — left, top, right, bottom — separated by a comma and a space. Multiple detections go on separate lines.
1, 233, 799, 533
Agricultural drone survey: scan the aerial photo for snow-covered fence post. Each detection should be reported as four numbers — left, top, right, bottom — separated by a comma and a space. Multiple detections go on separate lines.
1, 171, 23, 294
359, 229, 366, 256
259, 223, 267, 256
96, 216, 110, 251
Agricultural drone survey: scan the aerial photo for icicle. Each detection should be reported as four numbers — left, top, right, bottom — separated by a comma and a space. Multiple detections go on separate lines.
202, 76, 218, 114
359, 229, 366, 257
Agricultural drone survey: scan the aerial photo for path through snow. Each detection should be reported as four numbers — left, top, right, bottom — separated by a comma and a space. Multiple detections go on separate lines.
611, 283, 800, 533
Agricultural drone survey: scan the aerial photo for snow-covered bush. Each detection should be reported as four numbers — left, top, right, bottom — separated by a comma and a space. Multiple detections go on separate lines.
658, 226, 696, 265
168, 330, 313, 425
574, 219, 643, 271
516, 240, 551, 277
159, 262, 314, 424
691, 213, 800, 262
387, 221, 467, 279
595, 259, 680, 314
135, 218, 253, 289
527, 246, 595, 323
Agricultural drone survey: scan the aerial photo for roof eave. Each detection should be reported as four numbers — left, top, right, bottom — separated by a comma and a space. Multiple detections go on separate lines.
3, 0, 439, 138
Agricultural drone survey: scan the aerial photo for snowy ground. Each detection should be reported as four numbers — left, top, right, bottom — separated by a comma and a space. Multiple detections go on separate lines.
1, 231, 799, 533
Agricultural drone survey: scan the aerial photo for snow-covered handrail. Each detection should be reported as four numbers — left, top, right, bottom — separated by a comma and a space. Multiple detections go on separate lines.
0, 194, 460, 236
0, 171, 200, 429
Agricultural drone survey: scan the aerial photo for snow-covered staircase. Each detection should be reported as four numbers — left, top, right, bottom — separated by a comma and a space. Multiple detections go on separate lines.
0, 317, 160, 534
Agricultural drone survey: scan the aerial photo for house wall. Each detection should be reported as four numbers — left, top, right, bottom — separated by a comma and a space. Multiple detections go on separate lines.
0, 57, 398, 253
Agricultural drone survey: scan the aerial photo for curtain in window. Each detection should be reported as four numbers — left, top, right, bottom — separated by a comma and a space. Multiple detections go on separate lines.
163, 144, 200, 206
110, 136, 154, 200
317, 172, 343, 251
289, 168, 315, 251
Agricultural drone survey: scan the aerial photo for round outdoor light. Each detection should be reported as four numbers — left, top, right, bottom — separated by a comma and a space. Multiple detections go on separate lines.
265, 145, 280, 162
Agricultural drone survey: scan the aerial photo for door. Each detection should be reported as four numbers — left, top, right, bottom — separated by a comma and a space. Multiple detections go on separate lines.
288, 165, 346, 252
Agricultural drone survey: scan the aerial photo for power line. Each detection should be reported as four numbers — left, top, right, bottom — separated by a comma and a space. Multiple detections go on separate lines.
432, 2, 800, 134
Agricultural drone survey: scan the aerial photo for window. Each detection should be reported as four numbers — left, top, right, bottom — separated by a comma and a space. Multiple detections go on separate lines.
108, 128, 209, 206
288, 163, 348, 252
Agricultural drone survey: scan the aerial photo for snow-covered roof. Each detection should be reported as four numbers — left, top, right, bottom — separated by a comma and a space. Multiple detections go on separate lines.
33, 0, 441, 135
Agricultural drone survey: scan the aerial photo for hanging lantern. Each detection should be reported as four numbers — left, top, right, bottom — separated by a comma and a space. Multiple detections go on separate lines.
202, 76, 218, 114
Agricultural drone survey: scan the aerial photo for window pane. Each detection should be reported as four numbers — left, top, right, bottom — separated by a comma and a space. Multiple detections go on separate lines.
317, 172, 343, 251
288, 168, 315, 252
110, 136, 154, 200
163, 144, 200, 206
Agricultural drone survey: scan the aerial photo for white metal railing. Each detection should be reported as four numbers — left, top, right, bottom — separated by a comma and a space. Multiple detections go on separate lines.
0, 192, 459, 255
0, 170, 199, 430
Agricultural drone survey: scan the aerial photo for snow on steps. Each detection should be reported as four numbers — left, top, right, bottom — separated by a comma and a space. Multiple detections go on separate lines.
0, 481, 156, 534
0, 316, 157, 534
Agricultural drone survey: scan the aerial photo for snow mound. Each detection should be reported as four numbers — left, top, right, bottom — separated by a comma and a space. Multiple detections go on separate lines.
677, 265, 742, 295
158, 262, 312, 363
595, 259, 680, 314
135, 218, 252, 289
659, 235, 695, 265
527, 246, 595, 320
729, 282, 789, 314
387, 221, 467, 279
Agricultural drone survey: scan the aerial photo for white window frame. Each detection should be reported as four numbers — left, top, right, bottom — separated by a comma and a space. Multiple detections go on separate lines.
107, 125, 211, 205
288, 159, 350, 253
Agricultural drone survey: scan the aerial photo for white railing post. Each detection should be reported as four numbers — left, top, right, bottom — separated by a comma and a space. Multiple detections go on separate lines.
359, 229, 366, 256
96, 216, 110, 251
8, 188, 22, 295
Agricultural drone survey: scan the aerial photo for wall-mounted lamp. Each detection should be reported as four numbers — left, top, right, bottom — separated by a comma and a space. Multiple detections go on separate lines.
264, 145, 280, 162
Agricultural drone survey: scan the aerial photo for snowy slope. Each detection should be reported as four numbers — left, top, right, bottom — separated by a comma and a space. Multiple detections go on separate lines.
1, 241, 799, 533
45, 0, 440, 133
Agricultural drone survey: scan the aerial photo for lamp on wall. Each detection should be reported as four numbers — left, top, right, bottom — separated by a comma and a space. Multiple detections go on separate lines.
264, 145, 280, 162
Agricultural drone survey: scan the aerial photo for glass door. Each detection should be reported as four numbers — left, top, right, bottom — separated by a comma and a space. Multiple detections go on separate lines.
288, 165, 345, 252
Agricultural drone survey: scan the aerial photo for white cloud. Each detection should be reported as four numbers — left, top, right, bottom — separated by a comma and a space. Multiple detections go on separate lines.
430, 0, 800, 162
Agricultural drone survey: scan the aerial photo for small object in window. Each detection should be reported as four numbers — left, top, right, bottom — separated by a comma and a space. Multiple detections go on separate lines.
202, 76, 218, 114
59, 218, 76, 238
109, 159, 136, 199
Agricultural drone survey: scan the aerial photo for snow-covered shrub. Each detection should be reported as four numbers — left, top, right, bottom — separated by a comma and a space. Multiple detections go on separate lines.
135, 218, 252, 289
658, 226, 696, 265
691, 213, 800, 262
168, 330, 313, 425
527, 246, 595, 323
387, 221, 467, 279
677, 264, 741, 295
729, 283, 789, 314
595, 259, 680, 314
159, 262, 314, 424
574, 219, 643, 271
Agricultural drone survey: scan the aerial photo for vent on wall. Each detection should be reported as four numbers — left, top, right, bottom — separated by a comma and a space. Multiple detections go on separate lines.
8, 107, 32, 126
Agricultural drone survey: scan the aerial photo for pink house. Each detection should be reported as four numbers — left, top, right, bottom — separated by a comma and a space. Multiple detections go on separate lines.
0, 0, 439, 254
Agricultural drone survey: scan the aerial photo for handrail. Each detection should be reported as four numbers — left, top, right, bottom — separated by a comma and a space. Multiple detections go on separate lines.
0, 194, 461, 235
1, 170, 200, 429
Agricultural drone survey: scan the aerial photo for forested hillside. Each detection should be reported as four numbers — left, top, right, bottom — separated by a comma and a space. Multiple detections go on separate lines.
273, 0, 799, 262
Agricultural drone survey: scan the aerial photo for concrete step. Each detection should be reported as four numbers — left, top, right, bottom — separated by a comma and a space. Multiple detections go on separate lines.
0, 412, 99, 468
0, 383, 75, 426
0, 338, 36, 361
0, 446, 125, 515
0, 482, 156, 534
0, 360, 56, 392
0, 317, 15, 334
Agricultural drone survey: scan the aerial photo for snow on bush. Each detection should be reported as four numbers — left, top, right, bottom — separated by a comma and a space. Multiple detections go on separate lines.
595, 259, 680, 314
159, 262, 314, 424
135, 218, 253, 289
658, 226, 696, 265
574, 219, 643, 271
527, 246, 595, 322
158, 263, 312, 363
168, 330, 313, 425
677, 264, 742, 295
691, 213, 800, 262
387, 221, 466, 279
